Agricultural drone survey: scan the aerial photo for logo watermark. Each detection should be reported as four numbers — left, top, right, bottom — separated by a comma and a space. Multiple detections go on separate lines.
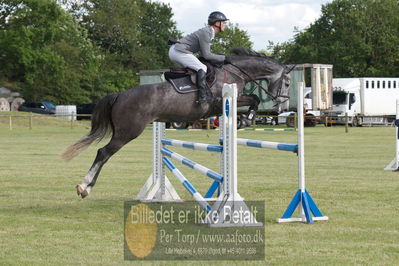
124, 201, 265, 260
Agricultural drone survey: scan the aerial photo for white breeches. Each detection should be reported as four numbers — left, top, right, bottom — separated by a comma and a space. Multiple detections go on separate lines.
168, 45, 207, 72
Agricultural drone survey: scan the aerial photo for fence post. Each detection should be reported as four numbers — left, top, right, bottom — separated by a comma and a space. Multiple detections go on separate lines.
345, 112, 348, 133
70, 112, 74, 129
325, 116, 328, 127
29, 112, 33, 130
9, 114, 12, 130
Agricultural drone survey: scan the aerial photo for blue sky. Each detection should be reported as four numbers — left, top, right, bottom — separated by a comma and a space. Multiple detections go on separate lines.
157, 0, 332, 50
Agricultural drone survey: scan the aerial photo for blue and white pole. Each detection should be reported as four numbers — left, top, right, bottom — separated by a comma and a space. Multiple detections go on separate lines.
238, 128, 296, 132
163, 157, 212, 212
385, 99, 399, 171
161, 147, 223, 182
236, 138, 298, 153
161, 138, 222, 153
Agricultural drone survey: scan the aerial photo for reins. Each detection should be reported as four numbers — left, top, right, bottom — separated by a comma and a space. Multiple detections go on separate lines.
224, 62, 290, 105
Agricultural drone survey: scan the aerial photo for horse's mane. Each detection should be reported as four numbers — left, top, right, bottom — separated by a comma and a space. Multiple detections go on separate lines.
230, 47, 280, 64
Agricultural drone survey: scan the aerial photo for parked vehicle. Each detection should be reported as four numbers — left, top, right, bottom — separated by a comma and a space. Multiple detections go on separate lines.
242, 64, 332, 127
18, 101, 56, 114
255, 116, 277, 125
277, 87, 323, 127
278, 111, 319, 127
321, 78, 399, 126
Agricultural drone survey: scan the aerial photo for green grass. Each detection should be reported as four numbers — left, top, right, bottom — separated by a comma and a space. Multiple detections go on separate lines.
1, 121, 399, 265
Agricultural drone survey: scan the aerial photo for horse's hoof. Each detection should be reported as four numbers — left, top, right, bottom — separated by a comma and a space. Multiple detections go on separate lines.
244, 119, 252, 127
76, 185, 88, 199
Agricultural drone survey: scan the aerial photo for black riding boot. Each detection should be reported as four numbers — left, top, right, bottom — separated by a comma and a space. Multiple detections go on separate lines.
197, 69, 213, 104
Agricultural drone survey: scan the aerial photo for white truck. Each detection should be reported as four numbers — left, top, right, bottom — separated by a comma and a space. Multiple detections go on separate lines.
277, 64, 333, 127
322, 77, 399, 126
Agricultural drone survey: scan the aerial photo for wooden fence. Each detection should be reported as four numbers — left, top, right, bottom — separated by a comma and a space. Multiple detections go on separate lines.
0, 113, 91, 130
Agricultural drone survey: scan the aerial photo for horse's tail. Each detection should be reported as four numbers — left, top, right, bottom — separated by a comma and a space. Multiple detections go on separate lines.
61, 93, 119, 162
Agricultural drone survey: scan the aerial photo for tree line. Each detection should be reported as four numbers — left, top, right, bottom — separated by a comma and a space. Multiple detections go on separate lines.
0, 0, 397, 104
270, 0, 398, 78
0, 0, 183, 104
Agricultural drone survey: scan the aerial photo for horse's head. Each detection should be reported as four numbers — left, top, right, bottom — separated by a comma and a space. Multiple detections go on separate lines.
230, 47, 293, 111
268, 64, 294, 112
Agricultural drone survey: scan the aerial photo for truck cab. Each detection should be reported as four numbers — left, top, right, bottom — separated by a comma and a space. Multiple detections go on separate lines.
327, 90, 361, 126
322, 77, 399, 126
322, 78, 363, 126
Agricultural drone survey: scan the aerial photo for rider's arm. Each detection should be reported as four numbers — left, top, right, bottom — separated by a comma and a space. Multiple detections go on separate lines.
198, 27, 225, 64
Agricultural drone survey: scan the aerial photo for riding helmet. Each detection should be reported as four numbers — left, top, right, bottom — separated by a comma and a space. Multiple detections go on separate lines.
208, 11, 229, 25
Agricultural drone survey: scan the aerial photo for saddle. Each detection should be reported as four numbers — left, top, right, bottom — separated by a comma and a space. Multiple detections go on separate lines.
164, 58, 218, 94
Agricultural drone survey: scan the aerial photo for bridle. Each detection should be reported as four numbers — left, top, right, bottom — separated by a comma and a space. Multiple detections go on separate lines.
224, 62, 290, 105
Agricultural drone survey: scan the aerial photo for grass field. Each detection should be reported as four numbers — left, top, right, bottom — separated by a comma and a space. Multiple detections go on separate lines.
1, 116, 398, 265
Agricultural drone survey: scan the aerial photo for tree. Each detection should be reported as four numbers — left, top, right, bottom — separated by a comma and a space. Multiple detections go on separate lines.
212, 22, 253, 55
76, 0, 181, 92
0, 0, 181, 103
139, 0, 181, 68
270, 0, 399, 77
0, 0, 100, 104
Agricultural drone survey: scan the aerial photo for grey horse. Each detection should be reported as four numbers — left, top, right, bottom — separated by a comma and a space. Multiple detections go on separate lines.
61, 47, 292, 198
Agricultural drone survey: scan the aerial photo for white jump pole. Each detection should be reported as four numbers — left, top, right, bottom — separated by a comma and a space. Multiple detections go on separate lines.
277, 82, 328, 223
297, 82, 306, 220
205, 83, 262, 227
384, 99, 399, 171
135, 122, 181, 201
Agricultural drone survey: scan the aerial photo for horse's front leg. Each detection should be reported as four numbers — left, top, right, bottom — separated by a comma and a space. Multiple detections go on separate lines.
237, 94, 260, 127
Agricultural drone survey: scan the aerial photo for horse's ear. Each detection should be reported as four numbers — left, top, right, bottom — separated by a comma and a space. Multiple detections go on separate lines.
285, 64, 296, 73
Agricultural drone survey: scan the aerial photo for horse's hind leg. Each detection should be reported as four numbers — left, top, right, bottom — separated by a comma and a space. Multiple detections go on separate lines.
76, 137, 130, 198
76, 116, 149, 198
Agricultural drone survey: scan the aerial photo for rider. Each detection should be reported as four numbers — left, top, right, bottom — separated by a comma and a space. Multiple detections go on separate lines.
168, 11, 230, 104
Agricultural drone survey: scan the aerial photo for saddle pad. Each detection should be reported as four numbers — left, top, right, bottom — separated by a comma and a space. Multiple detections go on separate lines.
168, 76, 198, 94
